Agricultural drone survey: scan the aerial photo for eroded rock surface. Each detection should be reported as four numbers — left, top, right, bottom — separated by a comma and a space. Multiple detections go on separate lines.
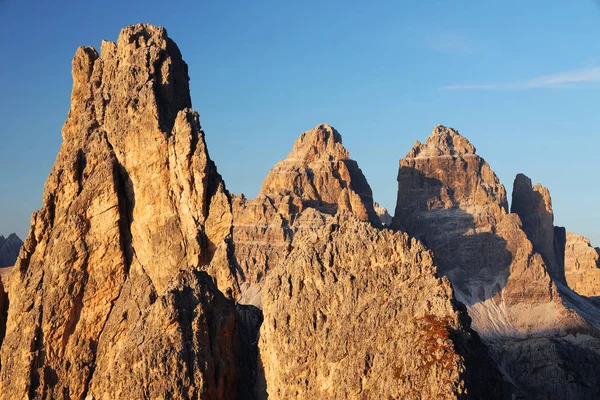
259, 213, 510, 399
88, 270, 243, 400
232, 124, 381, 306
2, 23, 598, 400
0, 24, 240, 399
392, 125, 600, 398
564, 233, 600, 297
259, 124, 379, 225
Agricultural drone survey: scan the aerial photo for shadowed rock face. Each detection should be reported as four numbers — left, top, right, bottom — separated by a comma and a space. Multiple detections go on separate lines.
511, 173, 563, 282
393, 125, 600, 399
393, 126, 511, 302
510, 174, 600, 300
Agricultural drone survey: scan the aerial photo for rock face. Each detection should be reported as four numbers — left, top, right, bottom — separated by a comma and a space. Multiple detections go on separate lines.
0, 233, 22, 268
0, 277, 6, 357
393, 125, 600, 398
510, 174, 600, 300
564, 233, 600, 297
87, 270, 244, 400
231, 123, 380, 306
393, 126, 509, 298
0, 24, 241, 399
4, 23, 600, 400
259, 124, 380, 225
511, 173, 563, 282
259, 213, 511, 399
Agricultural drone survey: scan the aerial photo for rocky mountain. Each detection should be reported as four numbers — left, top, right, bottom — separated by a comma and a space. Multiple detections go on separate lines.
0, 23, 599, 399
393, 125, 600, 399
0, 233, 22, 269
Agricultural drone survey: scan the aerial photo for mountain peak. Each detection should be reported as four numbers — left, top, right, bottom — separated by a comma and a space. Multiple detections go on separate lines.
259, 124, 379, 224
406, 125, 476, 158
287, 123, 348, 162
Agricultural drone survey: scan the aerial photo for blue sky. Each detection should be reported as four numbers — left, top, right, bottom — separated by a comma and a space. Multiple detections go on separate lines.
0, 1, 599, 245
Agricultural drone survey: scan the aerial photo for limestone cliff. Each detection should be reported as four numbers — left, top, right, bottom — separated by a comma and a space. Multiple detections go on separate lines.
0, 24, 240, 399
232, 123, 380, 305
259, 213, 511, 399
393, 125, 600, 398
511, 173, 563, 282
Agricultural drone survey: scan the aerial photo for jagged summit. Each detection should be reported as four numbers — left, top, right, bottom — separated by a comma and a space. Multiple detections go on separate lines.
286, 123, 347, 161
259, 123, 380, 224
405, 125, 477, 159
394, 126, 600, 399
67, 23, 191, 143
0, 24, 239, 398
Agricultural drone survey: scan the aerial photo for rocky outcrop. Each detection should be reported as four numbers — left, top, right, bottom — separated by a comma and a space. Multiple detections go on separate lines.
0, 233, 22, 268
0, 24, 240, 399
0, 277, 6, 354
259, 213, 511, 399
511, 173, 563, 282
87, 270, 244, 400
509, 174, 600, 301
564, 233, 600, 297
0, 24, 514, 400
393, 126, 510, 301
393, 125, 600, 398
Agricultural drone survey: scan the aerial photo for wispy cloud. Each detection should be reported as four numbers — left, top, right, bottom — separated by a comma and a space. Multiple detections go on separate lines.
444, 66, 600, 90
424, 32, 480, 55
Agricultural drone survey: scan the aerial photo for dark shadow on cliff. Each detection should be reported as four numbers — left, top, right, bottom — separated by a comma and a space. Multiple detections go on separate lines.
114, 162, 135, 273
393, 166, 512, 306
236, 303, 266, 400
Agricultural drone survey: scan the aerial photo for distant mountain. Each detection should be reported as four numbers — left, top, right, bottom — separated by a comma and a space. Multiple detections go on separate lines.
0, 233, 22, 268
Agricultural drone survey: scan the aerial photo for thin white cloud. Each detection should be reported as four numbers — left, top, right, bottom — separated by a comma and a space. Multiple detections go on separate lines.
444, 66, 600, 90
